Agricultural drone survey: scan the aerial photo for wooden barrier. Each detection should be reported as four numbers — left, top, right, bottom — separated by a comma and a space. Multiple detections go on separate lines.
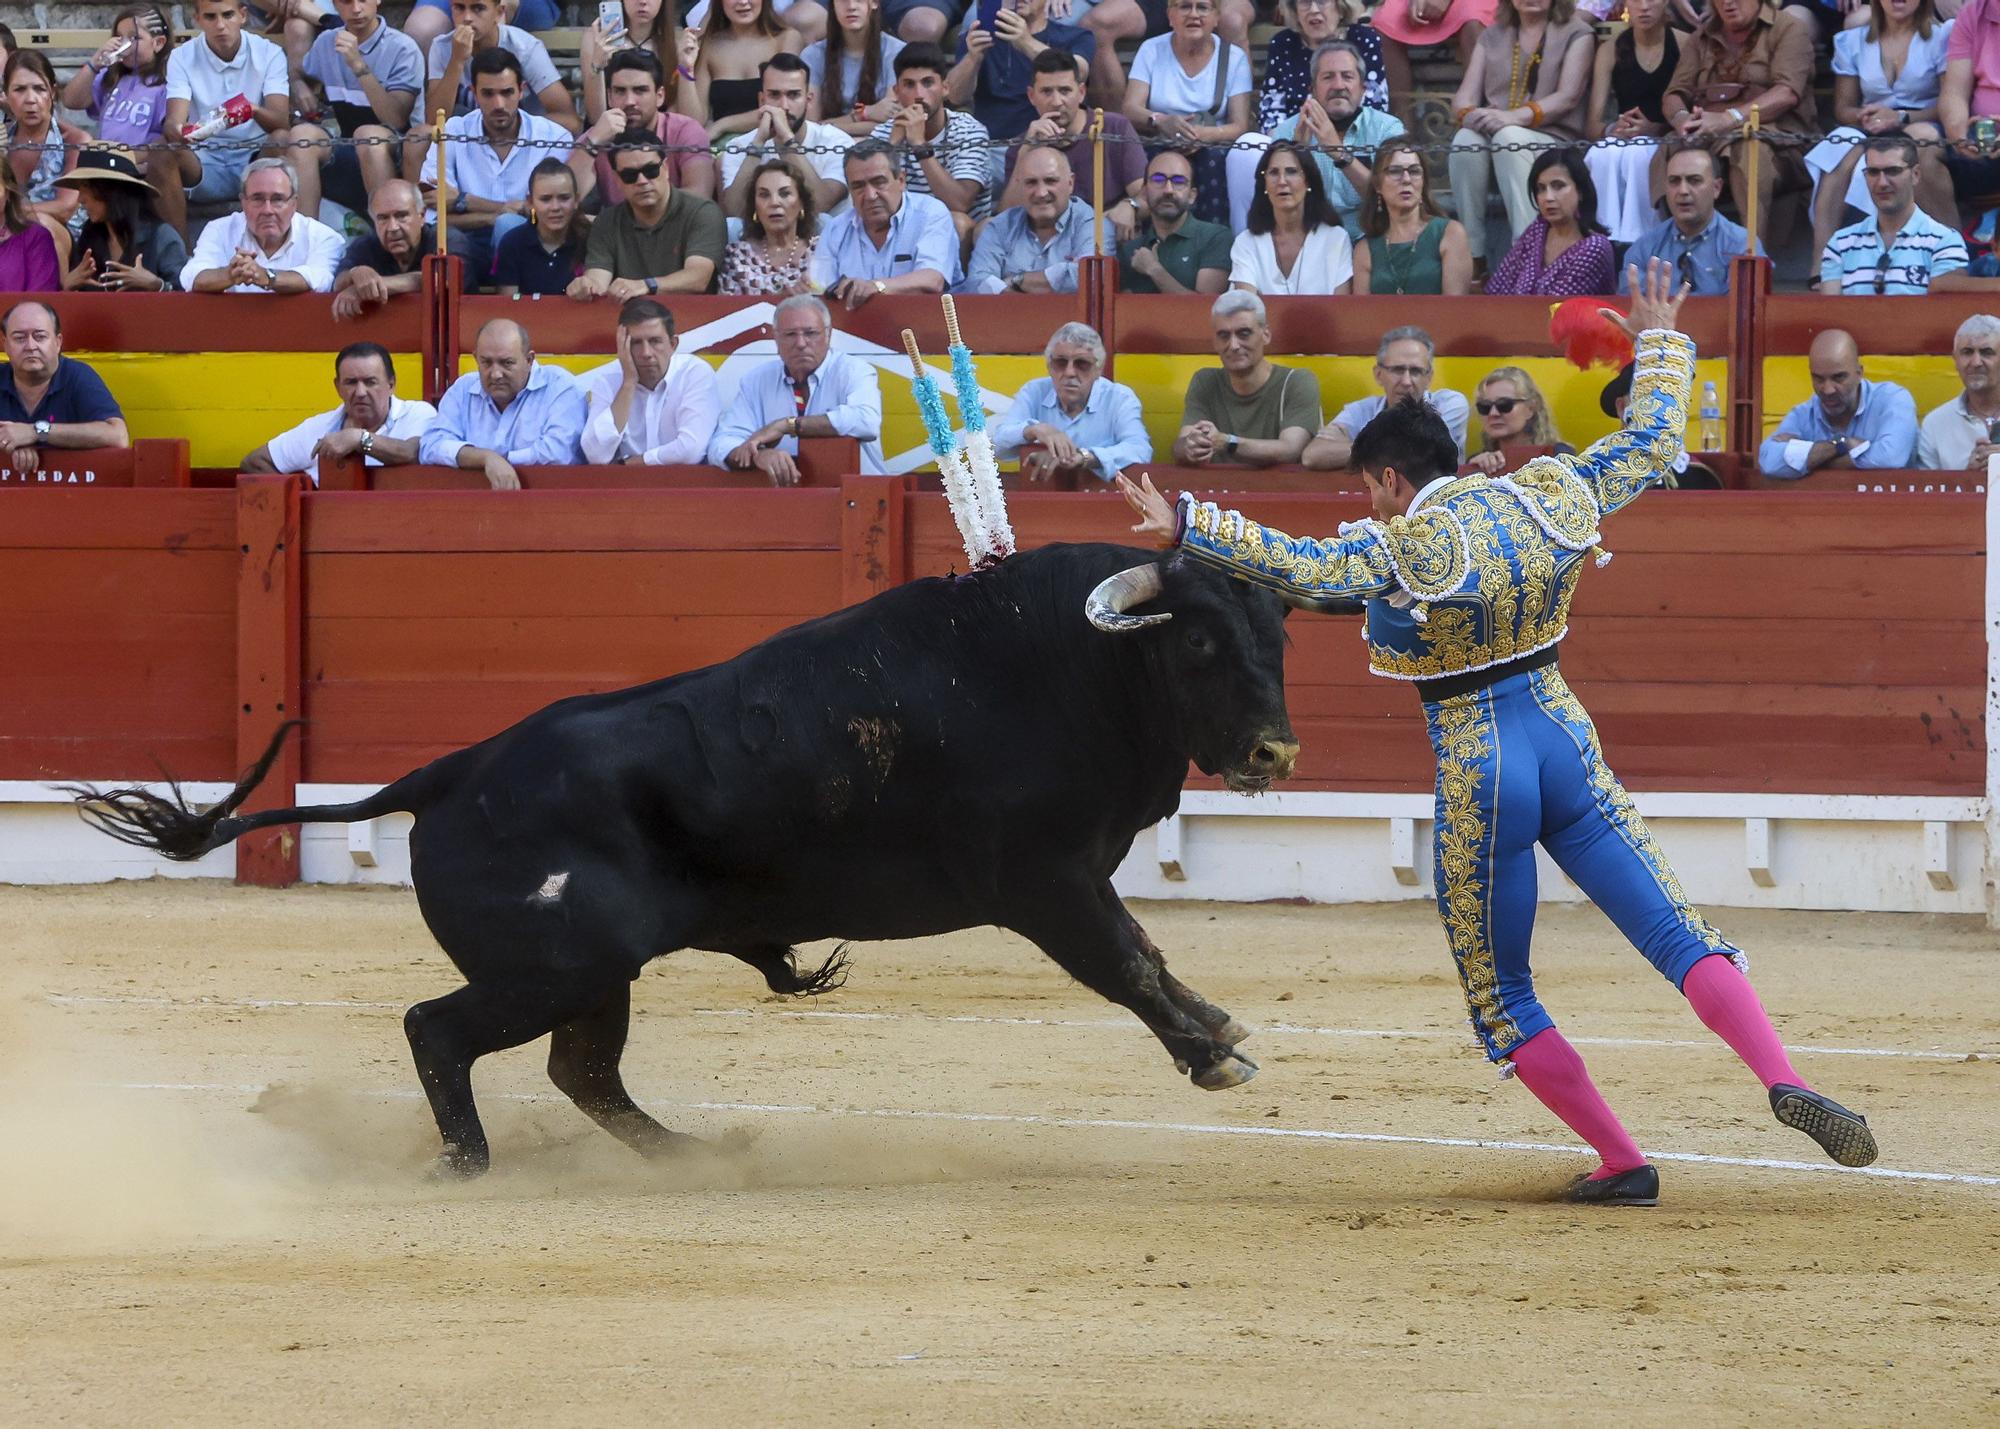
314, 438, 863, 490
0, 439, 190, 488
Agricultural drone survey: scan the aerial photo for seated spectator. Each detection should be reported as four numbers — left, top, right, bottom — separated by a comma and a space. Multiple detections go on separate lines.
1233, 40, 1403, 236
6, 51, 88, 249
581, 0, 683, 123
992, 321, 1150, 483
1485, 148, 1615, 295
61, 6, 179, 225
1623, 143, 1763, 295
420, 319, 588, 488
1941, 0, 2000, 206
1757, 329, 1918, 476
1582, 0, 1684, 243
57, 147, 187, 293
163, 0, 293, 227
1660, 0, 1816, 241
497, 158, 591, 296
1448, 0, 1596, 268
572, 133, 728, 298
292, 0, 424, 223
1123, 0, 1254, 225
1350, 136, 1474, 294
722, 159, 820, 294
579, 298, 720, 466
1230, 140, 1355, 295
1084, 0, 1255, 111
710, 293, 885, 479
243, 341, 436, 477
422, 50, 575, 281
575, 49, 718, 207
1467, 364, 1571, 472
182, 158, 344, 292
333, 180, 450, 319
1373, 0, 1491, 128
1116, 147, 1231, 294
997, 51, 1145, 221
682, 0, 809, 142
1174, 291, 1321, 467
963, 146, 1103, 294
809, 138, 960, 306
406, 0, 564, 62
1807, 0, 1955, 259
0, 300, 127, 473
0, 163, 58, 293
871, 43, 994, 229
422, 0, 579, 135
1304, 325, 1468, 469
807, 0, 904, 134
719, 53, 851, 218
1919, 313, 2000, 469
1820, 133, 1977, 293
1259, 0, 1391, 133
946, 0, 1095, 141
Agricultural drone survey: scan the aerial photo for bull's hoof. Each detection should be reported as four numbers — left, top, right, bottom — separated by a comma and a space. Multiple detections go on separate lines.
1217, 1017, 1255, 1046
1191, 1053, 1259, 1090
427, 1142, 490, 1181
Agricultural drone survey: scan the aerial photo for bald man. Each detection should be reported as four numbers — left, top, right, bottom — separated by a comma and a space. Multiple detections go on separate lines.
333, 180, 465, 320
1758, 329, 1919, 479
962, 146, 1106, 295
418, 318, 587, 488
0, 299, 128, 474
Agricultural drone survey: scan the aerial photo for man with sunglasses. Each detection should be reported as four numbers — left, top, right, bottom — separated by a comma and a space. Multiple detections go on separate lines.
1305, 325, 1467, 471
1623, 144, 1762, 297
1115, 149, 1231, 296
1819, 133, 1973, 296
1757, 328, 1917, 477
571, 133, 728, 300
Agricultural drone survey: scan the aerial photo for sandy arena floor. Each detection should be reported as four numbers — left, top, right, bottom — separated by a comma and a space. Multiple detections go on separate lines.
2, 881, 1998, 1425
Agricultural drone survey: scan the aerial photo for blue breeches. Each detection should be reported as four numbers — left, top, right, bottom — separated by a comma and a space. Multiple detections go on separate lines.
1423, 666, 1742, 1063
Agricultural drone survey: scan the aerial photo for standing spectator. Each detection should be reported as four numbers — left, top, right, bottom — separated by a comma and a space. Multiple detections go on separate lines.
1583, 0, 1684, 242
292, 0, 424, 223
579, 298, 720, 467
333, 180, 448, 320
1623, 143, 1763, 293
0, 163, 58, 293
963, 145, 1103, 293
1374, 0, 1492, 127
62, 6, 179, 219
1486, 147, 1615, 294
1304, 324, 1469, 468
683, 0, 809, 142
1918, 312, 2000, 469
1660, 0, 1816, 241
1230, 141, 1355, 295
423, 50, 575, 282
574, 49, 718, 206
242, 341, 436, 477
581, 0, 686, 124
573, 134, 727, 298
1757, 329, 1918, 477
871, 43, 995, 229
1174, 290, 1321, 467
1447, 0, 1596, 268
808, 0, 904, 134
1467, 364, 1570, 471
1240, 40, 1405, 235
719, 53, 851, 218
991, 321, 1150, 483
182, 158, 344, 292
1350, 136, 1475, 294
946, 0, 1095, 141
721, 159, 819, 294
1820, 133, 1973, 293
1941, 0, 2000, 204
420, 319, 589, 487
422, 0, 579, 136
1123, 0, 1254, 226
496, 159, 591, 296
1808, 0, 1955, 259
0, 300, 127, 472
1116, 147, 1231, 295
1259, 0, 1391, 131
1082, 0, 1256, 111
5, 52, 87, 246
163, 0, 293, 226
58, 147, 186, 293
997, 52, 1145, 220
810, 139, 960, 303
710, 293, 885, 479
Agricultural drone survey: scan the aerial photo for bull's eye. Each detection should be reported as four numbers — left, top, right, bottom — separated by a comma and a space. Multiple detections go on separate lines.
1185, 629, 1213, 655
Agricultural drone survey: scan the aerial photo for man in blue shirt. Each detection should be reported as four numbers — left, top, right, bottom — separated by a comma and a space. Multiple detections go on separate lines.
710, 295, 886, 480
1624, 145, 1763, 296
0, 300, 128, 474
1251, 40, 1403, 237
809, 139, 961, 310
961, 146, 1107, 294
419, 318, 588, 487
944, 0, 1094, 140
1820, 133, 1973, 295
991, 321, 1151, 484
1757, 328, 1919, 478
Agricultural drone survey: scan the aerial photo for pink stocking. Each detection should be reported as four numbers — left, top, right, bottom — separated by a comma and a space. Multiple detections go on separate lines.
1508, 1028, 1647, 1178
1681, 953, 1805, 1091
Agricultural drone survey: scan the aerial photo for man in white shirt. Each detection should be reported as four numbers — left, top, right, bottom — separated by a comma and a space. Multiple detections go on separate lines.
1303, 325, 1469, 470
163, 0, 292, 209
579, 299, 720, 466
718, 53, 852, 220
242, 341, 437, 481
182, 159, 346, 292
710, 295, 885, 482
1919, 313, 2000, 471
421, 50, 575, 280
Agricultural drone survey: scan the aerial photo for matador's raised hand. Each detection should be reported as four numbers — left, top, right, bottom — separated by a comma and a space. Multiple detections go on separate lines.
1602, 258, 1690, 339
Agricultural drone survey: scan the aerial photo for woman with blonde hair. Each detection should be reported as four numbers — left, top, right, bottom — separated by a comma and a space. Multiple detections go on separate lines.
1351, 137, 1475, 293
1123, 0, 1255, 225
1468, 364, 1573, 472
680, 0, 807, 141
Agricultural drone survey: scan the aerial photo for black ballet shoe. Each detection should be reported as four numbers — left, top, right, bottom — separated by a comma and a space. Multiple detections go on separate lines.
1770, 1084, 1879, 1167
1557, 1163, 1659, 1206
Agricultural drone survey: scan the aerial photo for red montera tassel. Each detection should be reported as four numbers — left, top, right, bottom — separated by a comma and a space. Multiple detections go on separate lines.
1548, 298, 1634, 372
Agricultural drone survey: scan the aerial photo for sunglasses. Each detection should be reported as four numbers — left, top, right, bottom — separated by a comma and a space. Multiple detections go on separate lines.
616, 159, 664, 183
1677, 250, 1699, 289
1863, 163, 1910, 181
1475, 397, 1522, 415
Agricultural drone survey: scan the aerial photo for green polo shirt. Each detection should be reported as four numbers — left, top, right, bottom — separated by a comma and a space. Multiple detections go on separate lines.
1117, 215, 1233, 294
583, 187, 727, 290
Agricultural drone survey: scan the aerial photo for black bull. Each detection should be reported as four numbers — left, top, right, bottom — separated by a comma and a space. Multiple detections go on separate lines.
73, 542, 1303, 1176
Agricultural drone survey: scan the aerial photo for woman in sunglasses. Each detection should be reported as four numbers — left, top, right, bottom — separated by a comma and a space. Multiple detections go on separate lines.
1351, 136, 1474, 295
1484, 147, 1613, 296
1467, 364, 1570, 473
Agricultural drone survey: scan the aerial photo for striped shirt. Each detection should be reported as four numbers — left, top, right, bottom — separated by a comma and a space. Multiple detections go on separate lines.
1820, 207, 1968, 294
869, 109, 994, 218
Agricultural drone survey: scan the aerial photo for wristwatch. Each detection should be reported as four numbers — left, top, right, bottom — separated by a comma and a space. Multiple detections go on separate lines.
1224, 434, 1240, 459
873, 279, 888, 295
645, 277, 659, 294
33, 419, 51, 444
1831, 435, 1851, 458
262, 265, 277, 288
910, 143, 936, 161
359, 428, 375, 457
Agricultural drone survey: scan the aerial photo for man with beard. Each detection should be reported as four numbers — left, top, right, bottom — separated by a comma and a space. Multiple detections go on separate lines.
944, 0, 1094, 140
578, 298, 720, 467
995, 51, 1145, 219
1304, 325, 1468, 470
182, 158, 344, 292
421, 49, 575, 280
1623, 145, 1762, 298
571, 132, 728, 297
1243, 40, 1402, 235
810, 139, 959, 307
1757, 328, 1917, 478
332, 180, 459, 319
1919, 314, 2000, 470
718, 53, 852, 219
962, 146, 1104, 294
1116, 149, 1230, 296
0, 301, 127, 475
869, 43, 993, 230
991, 321, 1149, 484
571, 48, 717, 207
242, 341, 437, 478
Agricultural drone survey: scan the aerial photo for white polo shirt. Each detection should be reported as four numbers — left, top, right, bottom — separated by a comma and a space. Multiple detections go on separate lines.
181, 210, 347, 293
165, 31, 289, 147
719, 122, 853, 214
266, 396, 439, 481
421, 110, 573, 204
578, 354, 720, 466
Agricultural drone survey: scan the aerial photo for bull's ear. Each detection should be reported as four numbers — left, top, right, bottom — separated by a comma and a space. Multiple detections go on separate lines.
1086, 564, 1172, 633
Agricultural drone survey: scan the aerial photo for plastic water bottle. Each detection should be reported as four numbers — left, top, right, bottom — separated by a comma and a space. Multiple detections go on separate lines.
1698, 380, 1723, 451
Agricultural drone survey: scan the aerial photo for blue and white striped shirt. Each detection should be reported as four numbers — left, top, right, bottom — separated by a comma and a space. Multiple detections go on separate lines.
1820, 207, 1968, 294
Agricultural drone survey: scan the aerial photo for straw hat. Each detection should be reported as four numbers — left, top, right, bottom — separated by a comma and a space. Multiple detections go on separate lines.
54, 146, 158, 195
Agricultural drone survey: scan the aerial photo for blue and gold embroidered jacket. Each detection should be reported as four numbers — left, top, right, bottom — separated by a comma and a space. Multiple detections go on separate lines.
1175, 328, 1697, 684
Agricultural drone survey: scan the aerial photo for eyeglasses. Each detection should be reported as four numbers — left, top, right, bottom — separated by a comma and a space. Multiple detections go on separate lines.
1295, 0, 1336, 9
1379, 364, 1430, 378
1380, 163, 1425, 180
1146, 172, 1191, 188
1872, 251, 1893, 295
1475, 397, 1522, 415
616, 159, 664, 183
1862, 163, 1911, 181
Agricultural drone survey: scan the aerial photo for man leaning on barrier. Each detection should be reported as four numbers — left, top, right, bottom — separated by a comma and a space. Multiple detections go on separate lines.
0, 300, 129, 475
709, 294, 886, 483
419, 318, 588, 490
242, 341, 437, 481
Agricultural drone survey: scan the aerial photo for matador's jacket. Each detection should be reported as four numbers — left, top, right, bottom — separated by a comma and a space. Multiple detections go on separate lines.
1170, 328, 1744, 1067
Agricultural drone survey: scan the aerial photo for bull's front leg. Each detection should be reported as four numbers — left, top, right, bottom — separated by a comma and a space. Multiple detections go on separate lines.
1100, 888, 1255, 1050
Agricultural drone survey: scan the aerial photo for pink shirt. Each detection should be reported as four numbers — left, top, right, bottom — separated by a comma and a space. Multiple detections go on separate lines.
593, 110, 712, 204
1949, 0, 2000, 118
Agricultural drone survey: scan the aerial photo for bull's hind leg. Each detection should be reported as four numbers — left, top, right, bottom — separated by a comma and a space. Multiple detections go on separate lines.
547, 982, 703, 1158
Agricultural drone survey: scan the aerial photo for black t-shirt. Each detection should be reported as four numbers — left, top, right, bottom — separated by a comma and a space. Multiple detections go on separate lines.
494, 224, 585, 295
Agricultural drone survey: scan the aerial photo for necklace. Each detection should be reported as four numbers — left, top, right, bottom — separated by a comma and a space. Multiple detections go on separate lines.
1507, 32, 1546, 108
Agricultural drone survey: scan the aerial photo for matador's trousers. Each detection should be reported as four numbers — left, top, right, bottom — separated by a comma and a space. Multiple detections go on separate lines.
1422, 665, 1743, 1063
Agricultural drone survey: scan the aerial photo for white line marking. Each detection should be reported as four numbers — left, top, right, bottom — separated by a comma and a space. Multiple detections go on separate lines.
55, 1079, 2000, 1190
44, 993, 1997, 1062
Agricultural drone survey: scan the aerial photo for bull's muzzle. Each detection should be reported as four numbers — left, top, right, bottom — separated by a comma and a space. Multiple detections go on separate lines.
1225, 736, 1300, 791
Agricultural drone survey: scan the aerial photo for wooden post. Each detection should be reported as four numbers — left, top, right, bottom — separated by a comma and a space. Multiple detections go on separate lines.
1090, 106, 1106, 258
840, 473, 910, 606
132, 437, 191, 487
234, 474, 303, 886
1727, 251, 1769, 459
1742, 106, 1761, 255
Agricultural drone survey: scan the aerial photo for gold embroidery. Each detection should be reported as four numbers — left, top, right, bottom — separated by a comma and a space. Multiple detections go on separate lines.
1429, 695, 1523, 1053
1382, 507, 1470, 601
1181, 500, 1394, 596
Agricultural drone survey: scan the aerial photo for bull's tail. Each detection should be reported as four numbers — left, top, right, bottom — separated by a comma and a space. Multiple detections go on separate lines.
62, 721, 436, 862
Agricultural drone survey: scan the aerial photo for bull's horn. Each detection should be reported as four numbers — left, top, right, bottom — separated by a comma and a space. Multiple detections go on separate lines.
1085, 564, 1171, 633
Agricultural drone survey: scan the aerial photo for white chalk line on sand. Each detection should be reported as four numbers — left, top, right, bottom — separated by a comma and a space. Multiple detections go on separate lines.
52, 1077, 2000, 1190
45, 993, 1997, 1064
